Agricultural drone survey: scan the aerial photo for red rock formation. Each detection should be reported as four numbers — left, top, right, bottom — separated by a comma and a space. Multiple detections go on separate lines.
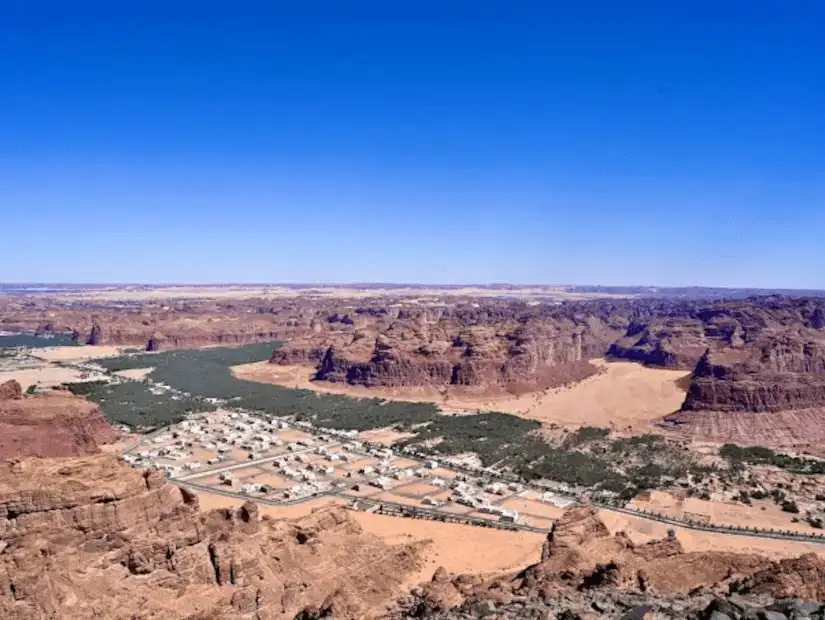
0, 380, 22, 400
0, 387, 118, 459
0, 454, 425, 620
732, 553, 825, 601
275, 316, 614, 394
402, 506, 825, 617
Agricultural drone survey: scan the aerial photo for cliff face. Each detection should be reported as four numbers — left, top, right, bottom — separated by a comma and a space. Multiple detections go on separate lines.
0, 454, 425, 620
604, 298, 825, 442
682, 341, 825, 414
276, 315, 616, 394
0, 382, 118, 459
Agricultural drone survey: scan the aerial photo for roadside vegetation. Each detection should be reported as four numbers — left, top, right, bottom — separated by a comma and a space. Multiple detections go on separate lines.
720, 443, 825, 474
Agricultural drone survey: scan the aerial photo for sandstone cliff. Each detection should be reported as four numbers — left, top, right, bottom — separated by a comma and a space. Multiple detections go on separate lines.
273, 307, 627, 394
0, 382, 118, 459
0, 454, 425, 620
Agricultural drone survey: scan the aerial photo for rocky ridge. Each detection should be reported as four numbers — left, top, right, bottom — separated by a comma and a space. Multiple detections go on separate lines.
0, 380, 118, 459
0, 454, 426, 620
394, 506, 825, 619
4, 294, 825, 443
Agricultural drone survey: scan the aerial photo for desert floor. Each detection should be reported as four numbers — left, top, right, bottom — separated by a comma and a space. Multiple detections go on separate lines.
233, 359, 690, 430
629, 489, 821, 535
0, 366, 87, 390
30, 345, 125, 361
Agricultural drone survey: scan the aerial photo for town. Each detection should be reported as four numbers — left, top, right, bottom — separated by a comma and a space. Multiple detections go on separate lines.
122, 409, 576, 532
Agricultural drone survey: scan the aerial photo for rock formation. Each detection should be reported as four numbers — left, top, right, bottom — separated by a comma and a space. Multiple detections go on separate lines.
272, 304, 631, 394
0, 379, 22, 401
394, 506, 825, 619
641, 298, 825, 445
0, 383, 119, 459
0, 454, 425, 620
5, 293, 825, 445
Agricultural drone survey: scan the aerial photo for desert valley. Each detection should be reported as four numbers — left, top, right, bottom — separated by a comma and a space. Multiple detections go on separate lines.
2, 284, 825, 619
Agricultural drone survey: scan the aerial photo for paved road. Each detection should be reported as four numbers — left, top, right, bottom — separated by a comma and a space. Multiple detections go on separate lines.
593, 502, 825, 545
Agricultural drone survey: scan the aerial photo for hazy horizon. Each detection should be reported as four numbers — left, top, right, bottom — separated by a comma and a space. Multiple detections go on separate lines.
2, 281, 825, 293
2, 3, 823, 287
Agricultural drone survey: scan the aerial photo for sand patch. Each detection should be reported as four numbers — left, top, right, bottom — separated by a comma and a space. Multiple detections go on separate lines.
235, 360, 690, 430
0, 367, 88, 390
350, 510, 546, 584
32, 345, 125, 361
359, 427, 417, 445
498, 497, 566, 520
114, 367, 154, 380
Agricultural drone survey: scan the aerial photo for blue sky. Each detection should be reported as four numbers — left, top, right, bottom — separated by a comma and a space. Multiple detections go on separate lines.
1, 1, 823, 286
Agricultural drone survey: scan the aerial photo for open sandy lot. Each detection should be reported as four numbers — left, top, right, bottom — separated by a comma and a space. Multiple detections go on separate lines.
395, 482, 443, 497
234, 359, 690, 430
499, 497, 566, 520
114, 367, 153, 380
359, 428, 417, 445
352, 510, 546, 584
0, 366, 88, 390
30, 345, 125, 361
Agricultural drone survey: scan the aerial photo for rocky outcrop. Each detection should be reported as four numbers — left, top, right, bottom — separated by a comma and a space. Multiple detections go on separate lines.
0, 388, 118, 459
276, 314, 617, 394
681, 341, 825, 414
0, 454, 425, 620
394, 507, 825, 619
86, 323, 104, 345
521, 507, 765, 595
0, 380, 22, 400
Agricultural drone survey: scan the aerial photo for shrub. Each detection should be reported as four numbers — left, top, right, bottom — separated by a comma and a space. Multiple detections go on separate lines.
781, 500, 800, 514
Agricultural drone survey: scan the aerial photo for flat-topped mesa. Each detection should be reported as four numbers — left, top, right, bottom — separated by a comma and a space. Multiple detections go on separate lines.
0, 386, 118, 460
681, 340, 825, 414
0, 454, 426, 620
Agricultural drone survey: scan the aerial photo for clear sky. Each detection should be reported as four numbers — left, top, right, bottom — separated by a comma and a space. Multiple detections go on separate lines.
1, 1, 823, 287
